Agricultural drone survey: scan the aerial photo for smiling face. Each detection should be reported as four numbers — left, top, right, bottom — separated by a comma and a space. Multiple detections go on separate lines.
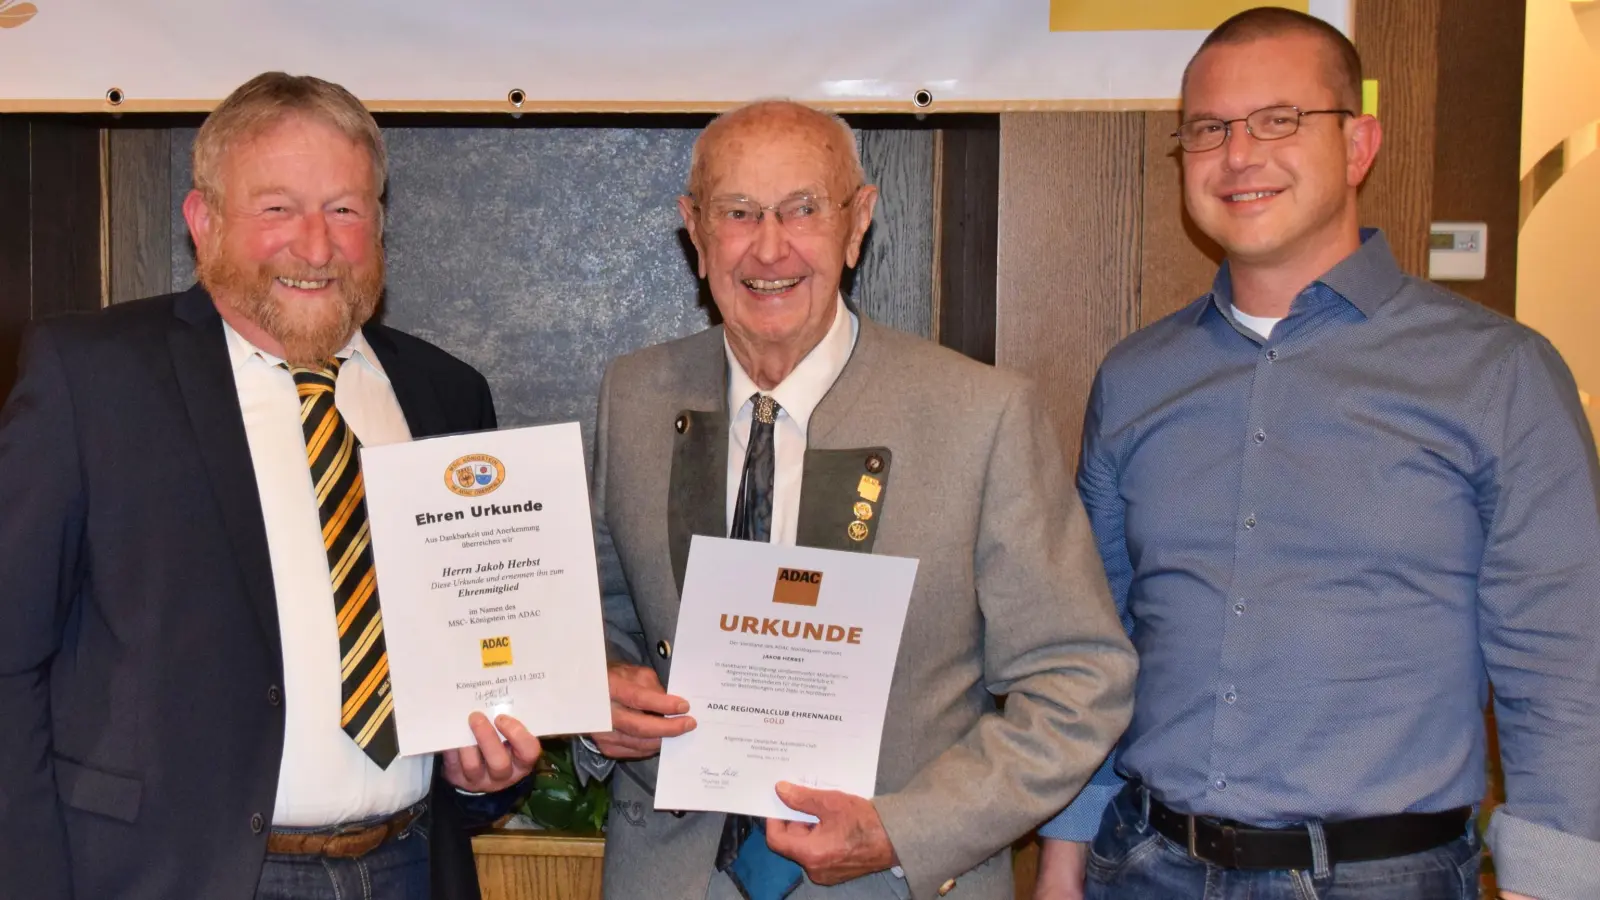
678, 104, 877, 374
183, 113, 385, 365
1180, 32, 1379, 273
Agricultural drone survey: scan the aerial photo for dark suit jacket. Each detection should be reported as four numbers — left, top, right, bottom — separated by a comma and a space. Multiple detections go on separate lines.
0, 286, 508, 900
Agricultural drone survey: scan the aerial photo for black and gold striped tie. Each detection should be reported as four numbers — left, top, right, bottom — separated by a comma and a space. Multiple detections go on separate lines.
289, 359, 399, 769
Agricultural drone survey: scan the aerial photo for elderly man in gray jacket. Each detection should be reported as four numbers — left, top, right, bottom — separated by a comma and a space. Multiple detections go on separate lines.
580, 100, 1135, 900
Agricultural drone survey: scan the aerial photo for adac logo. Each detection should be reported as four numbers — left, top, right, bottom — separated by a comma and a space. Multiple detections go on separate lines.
480, 635, 512, 668
772, 567, 823, 607
445, 453, 505, 497
0, 0, 39, 29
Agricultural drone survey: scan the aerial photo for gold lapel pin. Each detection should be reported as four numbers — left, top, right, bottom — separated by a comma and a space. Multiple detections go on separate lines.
857, 475, 882, 503
853, 501, 873, 521
847, 520, 869, 542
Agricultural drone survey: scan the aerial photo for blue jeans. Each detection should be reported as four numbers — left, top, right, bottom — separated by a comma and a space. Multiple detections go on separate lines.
255, 809, 431, 900
1086, 785, 1480, 900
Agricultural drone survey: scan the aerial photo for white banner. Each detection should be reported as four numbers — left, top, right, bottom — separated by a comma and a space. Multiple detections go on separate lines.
0, 0, 1348, 112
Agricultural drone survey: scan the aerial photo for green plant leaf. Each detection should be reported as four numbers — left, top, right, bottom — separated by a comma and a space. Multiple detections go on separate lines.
516, 737, 611, 835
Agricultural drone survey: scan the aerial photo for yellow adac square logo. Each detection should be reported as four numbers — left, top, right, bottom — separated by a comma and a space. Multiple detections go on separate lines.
1049, 0, 1308, 32
480, 635, 513, 668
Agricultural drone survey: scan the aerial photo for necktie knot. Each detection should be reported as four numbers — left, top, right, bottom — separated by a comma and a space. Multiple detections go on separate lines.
287, 357, 343, 388
753, 393, 779, 425
731, 393, 779, 544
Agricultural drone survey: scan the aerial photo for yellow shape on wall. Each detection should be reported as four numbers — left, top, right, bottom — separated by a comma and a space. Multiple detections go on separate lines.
1050, 0, 1308, 32
1362, 79, 1379, 117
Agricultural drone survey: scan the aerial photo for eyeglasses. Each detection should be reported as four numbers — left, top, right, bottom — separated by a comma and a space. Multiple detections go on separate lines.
693, 187, 860, 236
1173, 105, 1355, 153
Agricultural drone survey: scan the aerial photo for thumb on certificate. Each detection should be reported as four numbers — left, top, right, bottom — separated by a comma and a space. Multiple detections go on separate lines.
774, 781, 827, 816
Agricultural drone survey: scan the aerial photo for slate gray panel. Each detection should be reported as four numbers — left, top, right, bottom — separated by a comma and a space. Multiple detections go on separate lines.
168, 123, 933, 452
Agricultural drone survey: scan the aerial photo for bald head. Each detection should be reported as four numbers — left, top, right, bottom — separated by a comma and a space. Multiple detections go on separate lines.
675, 98, 878, 391
688, 100, 864, 201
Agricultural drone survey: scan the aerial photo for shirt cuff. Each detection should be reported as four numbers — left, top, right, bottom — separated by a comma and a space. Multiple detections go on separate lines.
1487, 808, 1600, 900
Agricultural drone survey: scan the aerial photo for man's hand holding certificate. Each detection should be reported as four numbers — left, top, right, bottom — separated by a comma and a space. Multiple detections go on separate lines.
654, 536, 917, 821
361, 422, 613, 756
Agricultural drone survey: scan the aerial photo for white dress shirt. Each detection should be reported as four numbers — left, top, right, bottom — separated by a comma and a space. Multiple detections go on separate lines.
224, 322, 432, 826
724, 296, 858, 546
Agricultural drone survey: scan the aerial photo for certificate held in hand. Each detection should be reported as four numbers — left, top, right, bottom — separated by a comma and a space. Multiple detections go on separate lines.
655, 536, 917, 821
360, 422, 613, 756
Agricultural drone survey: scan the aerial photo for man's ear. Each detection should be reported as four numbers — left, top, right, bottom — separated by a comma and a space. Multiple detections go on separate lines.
1345, 115, 1383, 188
843, 185, 879, 269
181, 189, 217, 258
677, 194, 707, 279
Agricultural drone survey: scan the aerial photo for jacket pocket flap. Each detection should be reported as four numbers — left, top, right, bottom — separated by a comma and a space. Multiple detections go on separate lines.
54, 756, 142, 823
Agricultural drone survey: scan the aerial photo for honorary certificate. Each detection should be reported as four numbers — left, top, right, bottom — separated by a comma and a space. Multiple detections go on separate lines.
655, 536, 917, 821
361, 423, 612, 756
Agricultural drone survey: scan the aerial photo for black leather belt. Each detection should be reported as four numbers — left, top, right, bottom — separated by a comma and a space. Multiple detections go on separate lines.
1148, 796, 1470, 870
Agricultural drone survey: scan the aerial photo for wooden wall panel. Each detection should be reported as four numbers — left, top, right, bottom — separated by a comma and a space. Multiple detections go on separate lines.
0, 120, 30, 402
28, 121, 104, 317
855, 126, 936, 339
0, 119, 103, 403
996, 112, 1143, 460
1431, 0, 1524, 317
1353, 0, 1442, 277
1139, 111, 1223, 328
935, 118, 1000, 364
107, 128, 173, 303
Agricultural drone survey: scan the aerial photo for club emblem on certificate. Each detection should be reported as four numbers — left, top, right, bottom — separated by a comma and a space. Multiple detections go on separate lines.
445, 453, 505, 497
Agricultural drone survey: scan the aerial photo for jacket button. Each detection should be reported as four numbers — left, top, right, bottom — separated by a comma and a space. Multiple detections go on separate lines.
938, 878, 957, 896
656, 640, 672, 659
267, 685, 281, 706
865, 453, 884, 474
250, 813, 264, 834
671, 809, 687, 818
674, 414, 689, 434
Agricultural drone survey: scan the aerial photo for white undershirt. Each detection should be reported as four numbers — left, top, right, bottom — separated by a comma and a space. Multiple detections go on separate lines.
724, 296, 858, 546
223, 322, 432, 826
1230, 305, 1285, 340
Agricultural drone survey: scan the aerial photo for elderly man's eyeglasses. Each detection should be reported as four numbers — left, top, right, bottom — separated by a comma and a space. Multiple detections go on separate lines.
1173, 105, 1355, 153
694, 187, 860, 235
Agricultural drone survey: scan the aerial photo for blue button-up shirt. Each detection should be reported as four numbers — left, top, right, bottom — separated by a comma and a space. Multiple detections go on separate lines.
1043, 231, 1600, 898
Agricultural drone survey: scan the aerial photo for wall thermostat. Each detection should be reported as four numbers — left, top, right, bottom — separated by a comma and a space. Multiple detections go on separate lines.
1427, 221, 1487, 281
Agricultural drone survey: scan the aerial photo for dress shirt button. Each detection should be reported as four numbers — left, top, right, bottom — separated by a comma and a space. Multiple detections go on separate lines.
656, 640, 671, 660
1233, 601, 1246, 615
1253, 430, 1266, 444
1266, 349, 1279, 361
250, 812, 265, 834
674, 414, 689, 434
1223, 689, 1238, 704
1213, 777, 1228, 792
1244, 514, 1257, 529
267, 685, 281, 706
